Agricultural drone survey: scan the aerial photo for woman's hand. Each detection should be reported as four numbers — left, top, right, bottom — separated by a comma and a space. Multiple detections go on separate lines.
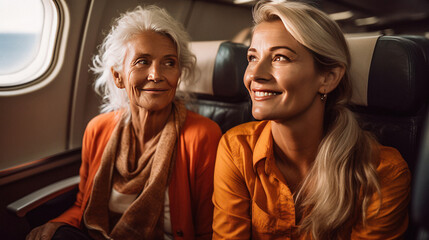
26, 222, 66, 240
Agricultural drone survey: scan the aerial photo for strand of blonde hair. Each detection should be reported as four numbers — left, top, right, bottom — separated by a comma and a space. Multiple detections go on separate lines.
296, 105, 380, 239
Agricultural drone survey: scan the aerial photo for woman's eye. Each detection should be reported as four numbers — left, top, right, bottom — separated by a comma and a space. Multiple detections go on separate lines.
247, 55, 257, 62
165, 60, 176, 67
137, 59, 149, 65
273, 55, 290, 62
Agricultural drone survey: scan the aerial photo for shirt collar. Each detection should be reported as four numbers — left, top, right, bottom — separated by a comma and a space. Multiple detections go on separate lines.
253, 121, 274, 173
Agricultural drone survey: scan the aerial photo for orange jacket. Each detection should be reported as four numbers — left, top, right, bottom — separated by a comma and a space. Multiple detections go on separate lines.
52, 110, 222, 240
213, 120, 411, 240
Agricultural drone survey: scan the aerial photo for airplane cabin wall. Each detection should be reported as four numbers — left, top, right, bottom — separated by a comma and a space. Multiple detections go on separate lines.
0, 0, 92, 170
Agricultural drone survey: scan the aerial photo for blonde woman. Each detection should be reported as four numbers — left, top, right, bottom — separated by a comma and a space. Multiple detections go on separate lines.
212, 1, 410, 239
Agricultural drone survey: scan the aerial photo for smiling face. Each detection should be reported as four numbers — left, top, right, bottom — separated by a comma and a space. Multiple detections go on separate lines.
112, 31, 181, 112
244, 20, 326, 122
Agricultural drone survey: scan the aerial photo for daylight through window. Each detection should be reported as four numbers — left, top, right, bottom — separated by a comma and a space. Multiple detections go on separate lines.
0, 0, 58, 87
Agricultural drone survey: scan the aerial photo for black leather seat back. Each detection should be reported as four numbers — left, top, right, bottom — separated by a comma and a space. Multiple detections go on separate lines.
404, 35, 429, 240
413, 109, 429, 240
347, 35, 429, 173
179, 41, 252, 133
347, 35, 429, 240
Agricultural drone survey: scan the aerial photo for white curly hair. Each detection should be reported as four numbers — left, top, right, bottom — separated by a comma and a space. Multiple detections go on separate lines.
91, 5, 196, 121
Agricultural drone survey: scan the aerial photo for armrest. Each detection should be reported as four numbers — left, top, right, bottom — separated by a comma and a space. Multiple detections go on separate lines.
7, 175, 80, 217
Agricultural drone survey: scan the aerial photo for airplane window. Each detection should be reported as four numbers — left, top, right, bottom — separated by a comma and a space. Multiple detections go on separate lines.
0, 0, 58, 87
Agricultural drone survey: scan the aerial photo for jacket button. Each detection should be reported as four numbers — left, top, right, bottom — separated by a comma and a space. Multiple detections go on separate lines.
176, 230, 184, 237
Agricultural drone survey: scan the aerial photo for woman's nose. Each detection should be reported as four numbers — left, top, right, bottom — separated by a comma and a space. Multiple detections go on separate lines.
147, 64, 163, 83
246, 59, 271, 82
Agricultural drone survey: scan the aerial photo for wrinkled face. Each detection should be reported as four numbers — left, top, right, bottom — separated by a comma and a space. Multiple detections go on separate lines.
244, 20, 325, 122
114, 31, 181, 112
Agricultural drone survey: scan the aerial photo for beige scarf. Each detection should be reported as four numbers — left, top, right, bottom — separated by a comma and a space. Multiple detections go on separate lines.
84, 101, 187, 240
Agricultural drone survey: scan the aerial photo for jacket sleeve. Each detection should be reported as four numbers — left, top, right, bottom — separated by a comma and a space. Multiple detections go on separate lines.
49, 123, 94, 228
351, 150, 411, 239
191, 120, 222, 240
212, 135, 252, 240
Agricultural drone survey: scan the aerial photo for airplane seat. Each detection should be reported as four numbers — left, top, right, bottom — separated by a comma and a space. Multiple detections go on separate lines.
401, 35, 429, 63
178, 41, 253, 133
406, 35, 429, 240
346, 35, 429, 240
413, 109, 429, 240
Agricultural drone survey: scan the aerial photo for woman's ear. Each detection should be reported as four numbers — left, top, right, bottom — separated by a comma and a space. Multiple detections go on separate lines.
319, 64, 345, 94
111, 67, 125, 89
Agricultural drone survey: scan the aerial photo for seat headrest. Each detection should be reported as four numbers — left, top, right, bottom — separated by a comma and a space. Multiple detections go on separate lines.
179, 41, 248, 102
347, 35, 429, 115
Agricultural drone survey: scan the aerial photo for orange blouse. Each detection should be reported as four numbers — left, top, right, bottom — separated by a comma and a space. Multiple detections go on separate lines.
213, 120, 411, 240
51, 110, 222, 240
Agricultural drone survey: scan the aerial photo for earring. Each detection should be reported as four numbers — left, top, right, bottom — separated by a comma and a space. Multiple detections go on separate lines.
320, 92, 327, 103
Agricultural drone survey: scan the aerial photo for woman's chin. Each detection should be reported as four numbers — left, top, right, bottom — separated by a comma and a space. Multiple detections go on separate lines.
252, 109, 269, 121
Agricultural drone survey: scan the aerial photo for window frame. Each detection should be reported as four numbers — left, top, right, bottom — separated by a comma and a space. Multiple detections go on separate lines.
0, 0, 64, 93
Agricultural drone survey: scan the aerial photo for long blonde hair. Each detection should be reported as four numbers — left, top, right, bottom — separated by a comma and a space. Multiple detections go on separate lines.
253, 1, 380, 239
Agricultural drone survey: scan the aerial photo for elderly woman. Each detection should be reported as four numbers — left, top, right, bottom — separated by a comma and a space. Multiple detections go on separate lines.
27, 5, 221, 240
212, 1, 410, 239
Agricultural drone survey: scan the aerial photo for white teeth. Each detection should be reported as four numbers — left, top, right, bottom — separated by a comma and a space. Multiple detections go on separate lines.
254, 91, 278, 97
